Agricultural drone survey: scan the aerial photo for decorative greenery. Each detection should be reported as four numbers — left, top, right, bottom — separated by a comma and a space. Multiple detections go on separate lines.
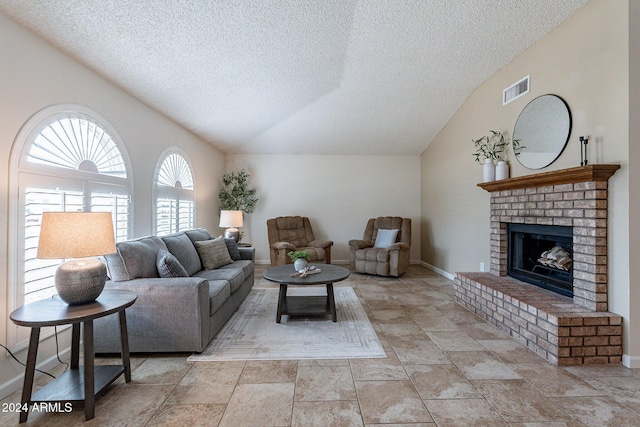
218, 169, 259, 213
472, 130, 508, 163
472, 130, 524, 163
288, 250, 310, 261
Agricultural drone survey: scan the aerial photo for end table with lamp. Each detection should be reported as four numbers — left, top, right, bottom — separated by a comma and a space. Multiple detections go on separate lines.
9, 211, 136, 422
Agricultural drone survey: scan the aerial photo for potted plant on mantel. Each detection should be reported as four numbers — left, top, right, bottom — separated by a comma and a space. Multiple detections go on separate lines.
472, 130, 522, 182
218, 169, 259, 242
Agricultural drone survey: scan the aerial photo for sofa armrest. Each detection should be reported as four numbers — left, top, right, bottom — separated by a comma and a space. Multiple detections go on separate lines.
348, 239, 372, 250
239, 246, 255, 261
386, 242, 410, 252
98, 276, 210, 352
271, 241, 296, 251
309, 239, 333, 249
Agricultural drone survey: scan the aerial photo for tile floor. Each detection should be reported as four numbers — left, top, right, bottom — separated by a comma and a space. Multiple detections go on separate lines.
2, 265, 640, 426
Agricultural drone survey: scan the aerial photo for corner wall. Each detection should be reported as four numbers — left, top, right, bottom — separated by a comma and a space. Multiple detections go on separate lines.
226, 154, 421, 265
421, 0, 637, 366
0, 13, 226, 398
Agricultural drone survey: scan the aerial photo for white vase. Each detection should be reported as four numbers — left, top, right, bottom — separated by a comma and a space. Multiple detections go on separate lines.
496, 160, 509, 180
294, 258, 308, 272
482, 158, 495, 182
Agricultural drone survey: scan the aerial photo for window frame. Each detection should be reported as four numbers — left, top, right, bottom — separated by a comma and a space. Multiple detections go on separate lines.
153, 149, 196, 236
7, 104, 133, 349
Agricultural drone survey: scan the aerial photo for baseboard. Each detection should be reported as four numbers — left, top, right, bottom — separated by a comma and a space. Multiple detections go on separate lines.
0, 346, 72, 401
622, 354, 640, 368
420, 261, 455, 280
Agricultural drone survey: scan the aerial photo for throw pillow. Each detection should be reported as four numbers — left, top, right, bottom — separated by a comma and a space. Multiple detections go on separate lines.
224, 238, 242, 261
194, 237, 233, 270
374, 229, 399, 248
156, 250, 189, 278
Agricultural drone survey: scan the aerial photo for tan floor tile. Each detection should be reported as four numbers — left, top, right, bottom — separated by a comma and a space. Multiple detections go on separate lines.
448, 351, 522, 380
298, 358, 350, 367
412, 315, 460, 332
239, 360, 298, 383
356, 380, 432, 424
401, 304, 443, 317
584, 375, 640, 413
166, 362, 244, 404
128, 356, 192, 384
551, 396, 640, 426
295, 365, 356, 401
473, 379, 572, 423
426, 331, 486, 351
84, 383, 175, 426
146, 403, 225, 426
370, 308, 414, 323
514, 363, 604, 397
426, 398, 507, 426
562, 364, 636, 379
478, 339, 548, 364
405, 364, 481, 399
391, 339, 451, 364
456, 321, 512, 340
218, 383, 295, 427
350, 353, 409, 381
292, 401, 363, 427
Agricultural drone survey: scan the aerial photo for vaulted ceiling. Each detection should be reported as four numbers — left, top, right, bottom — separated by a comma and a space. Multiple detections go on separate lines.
0, 0, 590, 155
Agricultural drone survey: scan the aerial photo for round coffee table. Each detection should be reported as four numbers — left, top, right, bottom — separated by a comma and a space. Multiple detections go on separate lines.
263, 264, 350, 323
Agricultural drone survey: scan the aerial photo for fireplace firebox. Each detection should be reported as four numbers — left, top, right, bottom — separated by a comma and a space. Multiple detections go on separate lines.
507, 223, 573, 297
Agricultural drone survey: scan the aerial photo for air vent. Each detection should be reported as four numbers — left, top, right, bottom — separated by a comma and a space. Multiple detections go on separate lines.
503, 75, 530, 105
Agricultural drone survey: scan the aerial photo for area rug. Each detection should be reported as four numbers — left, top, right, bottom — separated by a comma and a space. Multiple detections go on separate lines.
188, 287, 386, 361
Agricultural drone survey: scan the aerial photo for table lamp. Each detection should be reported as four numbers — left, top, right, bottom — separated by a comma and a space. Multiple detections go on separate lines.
37, 211, 116, 305
219, 210, 243, 242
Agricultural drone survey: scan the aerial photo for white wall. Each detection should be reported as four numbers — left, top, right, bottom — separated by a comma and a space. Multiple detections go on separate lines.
0, 13, 226, 398
226, 155, 421, 264
421, 0, 638, 367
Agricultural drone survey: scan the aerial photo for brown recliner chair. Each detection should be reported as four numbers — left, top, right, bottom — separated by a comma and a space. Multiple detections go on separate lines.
267, 216, 333, 266
348, 216, 411, 277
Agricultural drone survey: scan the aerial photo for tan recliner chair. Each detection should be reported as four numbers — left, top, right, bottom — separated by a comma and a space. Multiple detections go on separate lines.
267, 216, 333, 266
348, 216, 411, 277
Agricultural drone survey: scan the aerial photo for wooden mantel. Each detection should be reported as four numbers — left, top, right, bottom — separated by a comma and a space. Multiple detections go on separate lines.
477, 164, 621, 192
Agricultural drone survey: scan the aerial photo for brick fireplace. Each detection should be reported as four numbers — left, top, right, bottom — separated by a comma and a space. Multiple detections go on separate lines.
454, 165, 622, 365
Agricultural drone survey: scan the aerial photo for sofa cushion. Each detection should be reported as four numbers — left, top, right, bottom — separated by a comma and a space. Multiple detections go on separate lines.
224, 238, 242, 261
194, 268, 245, 293
194, 237, 233, 270
217, 260, 253, 279
208, 280, 231, 313
156, 250, 189, 278
185, 228, 212, 244
161, 232, 202, 275
109, 236, 168, 280
374, 229, 399, 248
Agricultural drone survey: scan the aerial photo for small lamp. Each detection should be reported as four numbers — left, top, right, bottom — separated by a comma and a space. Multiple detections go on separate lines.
37, 211, 116, 305
219, 210, 243, 242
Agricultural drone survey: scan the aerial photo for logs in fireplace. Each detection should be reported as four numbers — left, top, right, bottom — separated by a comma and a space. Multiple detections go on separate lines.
507, 223, 573, 297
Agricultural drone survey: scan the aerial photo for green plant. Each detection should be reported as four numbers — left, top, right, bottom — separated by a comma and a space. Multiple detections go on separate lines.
218, 169, 259, 213
472, 130, 508, 163
288, 250, 310, 261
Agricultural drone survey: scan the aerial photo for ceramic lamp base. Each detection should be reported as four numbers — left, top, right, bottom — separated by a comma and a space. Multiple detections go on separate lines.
224, 228, 240, 242
55, 258, 107, 305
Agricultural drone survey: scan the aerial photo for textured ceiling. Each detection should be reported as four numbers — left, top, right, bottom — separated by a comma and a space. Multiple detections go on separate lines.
0, 0, 590, 155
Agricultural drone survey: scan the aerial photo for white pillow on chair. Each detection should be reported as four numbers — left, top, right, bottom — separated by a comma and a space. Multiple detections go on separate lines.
374, 229, 399, 248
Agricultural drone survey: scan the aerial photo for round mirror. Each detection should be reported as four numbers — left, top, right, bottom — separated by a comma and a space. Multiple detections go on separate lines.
513, 94, 571, 169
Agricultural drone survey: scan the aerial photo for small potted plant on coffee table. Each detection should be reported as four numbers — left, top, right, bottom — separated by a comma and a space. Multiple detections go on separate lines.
288, 250, 310, 272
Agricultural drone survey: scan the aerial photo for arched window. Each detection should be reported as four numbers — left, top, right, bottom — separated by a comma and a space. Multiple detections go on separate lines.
154, 151, 195, 235
10, 105, 132, 314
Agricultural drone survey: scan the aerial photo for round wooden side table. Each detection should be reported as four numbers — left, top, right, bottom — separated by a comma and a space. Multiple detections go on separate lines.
9, 290, 137, 423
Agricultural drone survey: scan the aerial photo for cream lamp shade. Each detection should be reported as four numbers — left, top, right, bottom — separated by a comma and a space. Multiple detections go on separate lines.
38, 211, 116, 305
219, 210, 243, 242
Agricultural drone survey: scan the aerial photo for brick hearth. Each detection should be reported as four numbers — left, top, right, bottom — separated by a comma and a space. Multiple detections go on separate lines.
454, 165, 622, 365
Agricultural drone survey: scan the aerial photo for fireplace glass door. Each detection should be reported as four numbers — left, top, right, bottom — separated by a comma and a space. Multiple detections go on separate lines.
508, 223, 573, 297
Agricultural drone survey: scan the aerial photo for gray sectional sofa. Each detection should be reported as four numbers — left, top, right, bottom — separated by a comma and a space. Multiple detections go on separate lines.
94, 228, 254, 353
